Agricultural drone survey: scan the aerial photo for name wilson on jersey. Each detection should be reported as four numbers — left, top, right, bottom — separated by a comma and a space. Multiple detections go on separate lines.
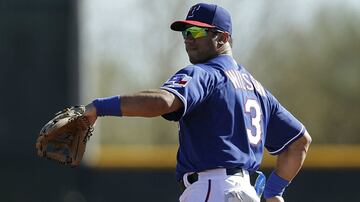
225, 69, 267, 98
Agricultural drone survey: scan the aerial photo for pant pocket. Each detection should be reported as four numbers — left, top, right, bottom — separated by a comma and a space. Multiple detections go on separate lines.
224, 189, 260, 202
179, 180, 209, 202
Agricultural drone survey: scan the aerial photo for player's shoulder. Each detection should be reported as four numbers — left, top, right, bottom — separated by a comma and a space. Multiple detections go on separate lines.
261, 88, 282, 112
183, 63, 213, 71
179, 64, 217, 77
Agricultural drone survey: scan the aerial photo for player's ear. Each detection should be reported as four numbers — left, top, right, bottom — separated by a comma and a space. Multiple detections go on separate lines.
217, 32, 230, 47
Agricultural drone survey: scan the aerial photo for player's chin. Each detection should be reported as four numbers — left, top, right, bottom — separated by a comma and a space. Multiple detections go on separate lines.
189, 57, 202, 64
188, 57, 197, 64
188, 55, 209, 64
187, 53, 204, 64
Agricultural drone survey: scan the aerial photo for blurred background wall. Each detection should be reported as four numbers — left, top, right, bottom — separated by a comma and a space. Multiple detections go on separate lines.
1, 0, 359, 201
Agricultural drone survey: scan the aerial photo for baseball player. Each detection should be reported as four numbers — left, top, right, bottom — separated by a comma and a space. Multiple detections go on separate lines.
84, 3, 311, 202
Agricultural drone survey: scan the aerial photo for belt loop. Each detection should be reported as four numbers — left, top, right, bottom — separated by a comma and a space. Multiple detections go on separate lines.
183, 172, 191, 188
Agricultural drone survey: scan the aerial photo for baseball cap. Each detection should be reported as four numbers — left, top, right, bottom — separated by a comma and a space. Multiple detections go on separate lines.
171, 3, 232, 35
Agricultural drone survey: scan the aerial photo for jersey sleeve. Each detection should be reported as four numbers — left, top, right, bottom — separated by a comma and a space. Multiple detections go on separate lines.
160, 65, 214, 121
265, 92, 305, 155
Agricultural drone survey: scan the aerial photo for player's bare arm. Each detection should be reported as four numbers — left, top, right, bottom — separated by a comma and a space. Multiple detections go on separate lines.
276, 131, 312, 181
121, 90, 183, 117
84, 89, 183, 125
121, 89, 183, 117
265, 131, 312, 202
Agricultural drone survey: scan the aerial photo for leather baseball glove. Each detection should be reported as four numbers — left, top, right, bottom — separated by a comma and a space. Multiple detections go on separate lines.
36, 105, 93, 167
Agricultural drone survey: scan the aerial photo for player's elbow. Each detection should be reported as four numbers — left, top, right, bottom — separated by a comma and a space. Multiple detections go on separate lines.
302, 130, 312, 151
289, 130, 312, 155
156, 93, 172, 112
157, 90, 181, 114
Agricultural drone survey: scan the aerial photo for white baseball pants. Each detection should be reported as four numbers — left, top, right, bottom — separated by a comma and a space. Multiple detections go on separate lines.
179, 168, 260, 202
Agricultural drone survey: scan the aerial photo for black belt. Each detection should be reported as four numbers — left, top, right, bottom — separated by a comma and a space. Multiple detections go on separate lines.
179, 168, 244, 193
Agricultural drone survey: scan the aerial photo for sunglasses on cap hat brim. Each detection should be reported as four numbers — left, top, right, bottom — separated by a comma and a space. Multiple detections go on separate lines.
171, 20, 216, 31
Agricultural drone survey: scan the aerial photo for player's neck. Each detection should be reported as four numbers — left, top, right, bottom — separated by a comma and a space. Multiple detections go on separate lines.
217, 42, 232, 57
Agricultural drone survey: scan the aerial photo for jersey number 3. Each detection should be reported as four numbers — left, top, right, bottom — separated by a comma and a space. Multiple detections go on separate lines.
245, 99, 262, 145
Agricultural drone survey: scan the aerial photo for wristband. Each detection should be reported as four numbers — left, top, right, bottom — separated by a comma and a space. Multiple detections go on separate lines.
263, 171, 290, 199
92, 96, 122, 117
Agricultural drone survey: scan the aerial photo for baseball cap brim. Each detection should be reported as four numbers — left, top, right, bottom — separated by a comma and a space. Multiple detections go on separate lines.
171, 20, 216, 31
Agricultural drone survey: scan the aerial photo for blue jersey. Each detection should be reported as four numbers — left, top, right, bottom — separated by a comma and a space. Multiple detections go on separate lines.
161, 55, 305, 181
